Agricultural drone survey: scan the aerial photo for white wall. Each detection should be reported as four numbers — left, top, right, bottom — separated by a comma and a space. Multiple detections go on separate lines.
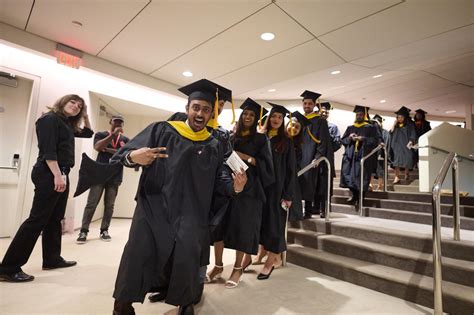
419, 123, 474, 195
0, 77, 32, 237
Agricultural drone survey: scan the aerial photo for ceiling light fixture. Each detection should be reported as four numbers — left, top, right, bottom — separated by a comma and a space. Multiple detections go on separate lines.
373, 74, 383, 78
380, 100, 386, 103
331, 70, 341, 75
268, 88, 276, 92
72, 21, 83, 27
182, 71, 193, 77
445, 110, 456, 114
260, 32, 275, 41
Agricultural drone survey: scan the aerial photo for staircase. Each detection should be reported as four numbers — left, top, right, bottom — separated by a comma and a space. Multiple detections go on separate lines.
287, 169, 474, 314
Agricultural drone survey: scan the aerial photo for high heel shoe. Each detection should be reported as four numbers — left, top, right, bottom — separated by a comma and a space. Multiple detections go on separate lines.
242, 259, 252, 272
225, 267, 243, 289
257, 266, 275, 280
205, 265, 223, 283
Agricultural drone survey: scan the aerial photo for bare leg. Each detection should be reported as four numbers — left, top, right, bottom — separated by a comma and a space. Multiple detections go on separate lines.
260, 251, 277, 275
404, 168, 410, 180
253, 245, 267, 265
378, 177, 384, 191
226, 251, 244, 287
206, 241, 224, 282
394, 168, 400, 184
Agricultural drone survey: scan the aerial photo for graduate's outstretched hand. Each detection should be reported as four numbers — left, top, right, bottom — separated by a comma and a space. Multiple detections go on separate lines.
130, 147, 168, 165
232, 168, 247, 193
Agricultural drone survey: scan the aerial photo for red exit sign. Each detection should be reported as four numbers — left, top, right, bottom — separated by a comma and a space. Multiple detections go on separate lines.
56, 43, 83, 69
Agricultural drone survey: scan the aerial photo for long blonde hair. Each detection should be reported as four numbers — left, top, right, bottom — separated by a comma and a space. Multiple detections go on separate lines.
48, 94, 86, 132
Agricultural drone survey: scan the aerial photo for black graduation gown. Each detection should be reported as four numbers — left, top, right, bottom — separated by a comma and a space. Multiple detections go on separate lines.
415, 120, 431, 139
390, 122, 416, 169
223, 133, 274, 254
112, 122, 234, 307
340, 123, 378, 192
260, 136, 296, 253
299, 115, 333, 201
289, 138, 304, 222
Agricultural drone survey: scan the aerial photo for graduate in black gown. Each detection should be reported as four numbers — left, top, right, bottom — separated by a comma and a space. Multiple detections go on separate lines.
371, 114, 391, 191
207, 98, 274, 289
390, 106, 416, 184
413, 109, 431, 168
286, 111, 311, 222
340, 106, 378, 206
257, 103, 296, 280
111, 79, 247, 315
299, 90, 332, 218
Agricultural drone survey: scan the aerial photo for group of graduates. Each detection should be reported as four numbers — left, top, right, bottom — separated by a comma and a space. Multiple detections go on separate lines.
108, 79, 433, 314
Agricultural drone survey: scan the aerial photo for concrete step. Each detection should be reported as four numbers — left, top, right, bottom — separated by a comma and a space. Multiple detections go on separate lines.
289, 219, 474, 261
331, 196, 474, 218
333, 189, 474, 206
287, 245, 474, 314
287, 228, 474, 287
334, 173, 420, 181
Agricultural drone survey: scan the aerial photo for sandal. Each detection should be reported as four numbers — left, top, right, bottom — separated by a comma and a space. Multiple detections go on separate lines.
225, 267, 243, 289
205, 265, 223, 283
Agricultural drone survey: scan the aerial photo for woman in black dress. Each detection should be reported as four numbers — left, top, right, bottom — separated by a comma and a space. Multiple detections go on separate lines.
0, 94, 93, 282
207, 98, 274, 289
257, 103, 296, 280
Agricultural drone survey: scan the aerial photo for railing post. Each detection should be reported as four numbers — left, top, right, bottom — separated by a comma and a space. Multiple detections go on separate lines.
359, 157, 364, 216
452, 155, 461, 241
432, 185, 443, 315
325, 158, 331, 222
383, 146, 388, 193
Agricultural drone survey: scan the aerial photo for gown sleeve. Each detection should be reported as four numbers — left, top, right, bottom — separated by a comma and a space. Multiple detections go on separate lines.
341, 126, 353, 147
254, 134, 275, 188
74, 126, 94, 138
282, 138, 296, 201
315, 119, 331, 160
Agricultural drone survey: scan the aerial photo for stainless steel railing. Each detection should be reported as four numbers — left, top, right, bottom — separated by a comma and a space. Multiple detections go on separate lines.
432, 152, 461, 314
297, 156, 332, 222
358, 144, 388, 215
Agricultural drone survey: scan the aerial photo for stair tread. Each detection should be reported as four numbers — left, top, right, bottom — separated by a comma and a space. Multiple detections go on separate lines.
334, 196, 474, 209
287, 228, 474, 272
287, 244, 474, 303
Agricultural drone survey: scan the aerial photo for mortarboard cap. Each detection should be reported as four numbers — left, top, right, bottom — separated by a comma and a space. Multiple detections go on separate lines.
353, 105, 370, 113
319, 102, 332, 110
240, 98, 268, 116
373, 114, 384, 122
267, 102, 290, 115
395, 106, 411, 117
415, 109, 427, 114
290, 111, 311, 127
178, 78, 230, 106
300, 90, 321, 102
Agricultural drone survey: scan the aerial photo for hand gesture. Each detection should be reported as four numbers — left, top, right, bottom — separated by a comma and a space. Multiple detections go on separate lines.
257, 116, 269, 134
112, 127, 123, 135
130, 147, 168, 165
232, 168, 248, 193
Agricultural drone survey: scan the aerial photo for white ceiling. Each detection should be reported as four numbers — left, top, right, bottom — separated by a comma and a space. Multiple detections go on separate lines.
0, 0, 473, 118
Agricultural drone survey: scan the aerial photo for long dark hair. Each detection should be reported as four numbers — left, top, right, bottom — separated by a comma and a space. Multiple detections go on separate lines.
267, 109, 288, 153
48, 94, 86, 132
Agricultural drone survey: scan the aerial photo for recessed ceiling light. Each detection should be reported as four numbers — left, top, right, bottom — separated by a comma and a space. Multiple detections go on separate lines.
445, 110, 456, 114
268, 88, 276, 92
260, 32, 275, 41
373, 74, 383, 78
182, 71, 193, 77
331, 70, 341, 75
380, 100, 386, 103
72, 21, 83, 27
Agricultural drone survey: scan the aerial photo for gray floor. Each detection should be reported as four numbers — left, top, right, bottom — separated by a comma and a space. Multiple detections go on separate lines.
0, 219, 434, 314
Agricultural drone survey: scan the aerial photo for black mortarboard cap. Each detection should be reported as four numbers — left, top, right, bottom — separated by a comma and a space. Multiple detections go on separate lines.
240, 98, 268, 116
290, 111, 311, 127
178, 78, 231, 105
319, 102, 332, 110
415, 109, 427, 114
300, 90, 321, 102
353, 105, 370, 113
373, 114, 384, 122
395, 106, 411, 117
267, 102, 290, 115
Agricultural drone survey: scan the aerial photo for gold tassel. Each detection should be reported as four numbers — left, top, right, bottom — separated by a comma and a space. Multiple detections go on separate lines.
231, 98, 236, 125
259, 105, 263, 128
289, 112, 294, 138
212, 89, 219, 129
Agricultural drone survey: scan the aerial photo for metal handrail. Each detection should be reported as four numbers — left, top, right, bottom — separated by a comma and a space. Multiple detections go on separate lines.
358, 144, 388, 215
432, 152, 460, 315
0, 166, 18, 170
414, 144, 474, 161
296, 156, 332, 222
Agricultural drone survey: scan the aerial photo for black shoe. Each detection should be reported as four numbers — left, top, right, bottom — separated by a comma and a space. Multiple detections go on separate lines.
320, 212, 326, 219
257, 266, 275, 280
347, 196, 356, 204
178, 303, 194, 315
303, 212, 312, 219
42, 259, 77, 270
0, 270, 34, 282
148, 291, 167, 303
100, 230, 112, 242
194, 283, 204, 305
76, 231, 87, 244
113, 300, 135, 315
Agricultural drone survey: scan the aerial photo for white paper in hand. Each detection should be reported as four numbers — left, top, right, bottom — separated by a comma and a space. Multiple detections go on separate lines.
226, 151, 249, 173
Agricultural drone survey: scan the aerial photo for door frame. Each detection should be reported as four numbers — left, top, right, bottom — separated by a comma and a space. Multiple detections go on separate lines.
0, 66, 41, 237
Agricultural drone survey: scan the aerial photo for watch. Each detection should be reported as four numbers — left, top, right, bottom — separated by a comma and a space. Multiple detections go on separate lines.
247, 157, 252, 164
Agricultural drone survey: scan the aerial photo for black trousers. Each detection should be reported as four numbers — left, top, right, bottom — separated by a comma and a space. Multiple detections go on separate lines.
0, 163, 69, 273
